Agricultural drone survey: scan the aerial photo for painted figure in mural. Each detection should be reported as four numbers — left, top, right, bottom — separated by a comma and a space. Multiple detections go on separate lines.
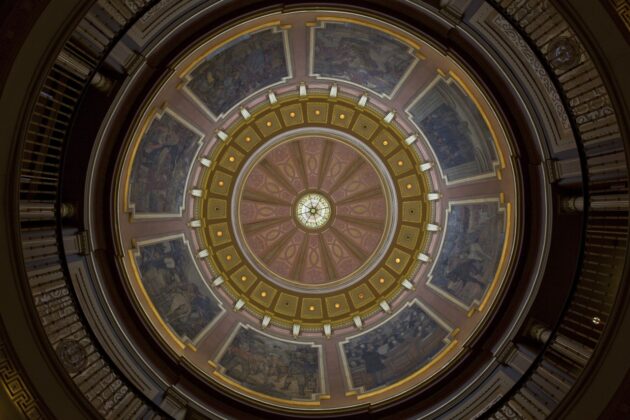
363, 343, 387, 385
136, 238, 222, 341
410, 79, 497, 182
219, 327, 321, 400
342, 304, 449, 391
313, 23, 414, 95
420, 105, 477, 169
189, 29, 288, 116
430, 203, 505, 307
129, 112, 199, 215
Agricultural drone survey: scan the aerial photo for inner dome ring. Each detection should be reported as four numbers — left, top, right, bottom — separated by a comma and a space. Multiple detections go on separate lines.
229, 127, 399, 293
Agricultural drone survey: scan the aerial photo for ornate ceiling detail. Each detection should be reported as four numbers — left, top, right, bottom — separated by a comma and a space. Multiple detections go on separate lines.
5, 0, 629, 418
114, 11, 518, 410
197, 94, 432, 331
0, 321, 49, 419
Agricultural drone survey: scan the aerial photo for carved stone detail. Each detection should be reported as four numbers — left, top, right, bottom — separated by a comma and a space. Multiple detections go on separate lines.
492, 14, 571, 130
569, 86, 616, 126
547, 36, 582, 71
439, 0, 473, 22
505, 0, 549, 27
609, 0, 630, 37
0, 321, 48, 419
56, 339, 88, 373
529, 323, 552, 343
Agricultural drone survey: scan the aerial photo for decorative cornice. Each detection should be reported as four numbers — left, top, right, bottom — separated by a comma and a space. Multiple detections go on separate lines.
604, 0, 630, 44
0, 318, 50, 419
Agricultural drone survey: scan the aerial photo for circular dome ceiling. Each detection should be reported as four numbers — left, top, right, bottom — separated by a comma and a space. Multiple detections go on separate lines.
115, 9, 518, 412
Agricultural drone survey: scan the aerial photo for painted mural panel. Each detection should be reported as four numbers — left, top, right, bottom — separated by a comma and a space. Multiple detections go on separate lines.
409, 78, 498, 182
341, 303, 450, 392
217, 326, 323, 401
135, 236, 222, 342
428, 201, 505, 308
312, 22, 415, 96
129, 111, 201, 216
188, 29, 289, 116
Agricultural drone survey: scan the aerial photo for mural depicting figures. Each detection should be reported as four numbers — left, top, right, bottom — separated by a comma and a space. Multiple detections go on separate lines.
409, 78, 498, 183
135, 236, 222, 342
129, 111, 201, 216
341, 303, 449, 392
188, 29, 289, 116
312, 22, 415, 96
429, 201, 506, 307
217, 326, 323, 401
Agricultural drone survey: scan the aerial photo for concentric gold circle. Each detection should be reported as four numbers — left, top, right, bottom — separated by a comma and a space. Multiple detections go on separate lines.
198, 94, 431, 328
232, 131, 394, 290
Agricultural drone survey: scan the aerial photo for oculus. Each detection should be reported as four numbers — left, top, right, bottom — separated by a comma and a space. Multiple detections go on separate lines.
294, 192, 332, 229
